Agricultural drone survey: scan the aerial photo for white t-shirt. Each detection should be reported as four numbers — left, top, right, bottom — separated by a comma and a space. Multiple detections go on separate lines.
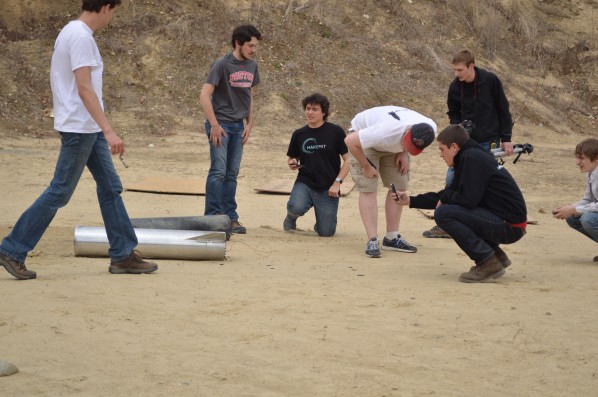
51, 20, 103, 133
351, 106, 437, 152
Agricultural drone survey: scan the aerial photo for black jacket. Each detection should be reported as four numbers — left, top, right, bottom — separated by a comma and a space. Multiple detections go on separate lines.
447, 67, 513, 144
409, 140, 527, 224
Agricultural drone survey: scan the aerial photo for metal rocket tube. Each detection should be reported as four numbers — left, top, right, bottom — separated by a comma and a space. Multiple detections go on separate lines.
130, 215, 231, 236
74, 226, 226, 261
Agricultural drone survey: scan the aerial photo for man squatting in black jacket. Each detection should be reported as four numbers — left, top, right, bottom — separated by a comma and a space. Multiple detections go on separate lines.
394, 124, 527, 283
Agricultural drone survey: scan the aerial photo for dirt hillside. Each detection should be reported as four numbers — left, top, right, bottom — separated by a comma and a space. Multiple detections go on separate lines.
0, 0, 596, 137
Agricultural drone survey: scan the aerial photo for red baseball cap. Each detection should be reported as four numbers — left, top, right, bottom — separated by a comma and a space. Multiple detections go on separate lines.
402, 123, 435, 155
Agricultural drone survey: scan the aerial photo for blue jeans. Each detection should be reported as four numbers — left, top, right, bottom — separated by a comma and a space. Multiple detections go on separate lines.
286, 182, 339, 237
566, 213, 598, 243
434, 204, 525, 265
204, 120, 244, 221
0, 132, 137, 263
445, 138, 501, 187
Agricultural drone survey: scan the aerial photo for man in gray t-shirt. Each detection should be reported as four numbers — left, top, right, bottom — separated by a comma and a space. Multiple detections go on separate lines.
199, 24, 262, 235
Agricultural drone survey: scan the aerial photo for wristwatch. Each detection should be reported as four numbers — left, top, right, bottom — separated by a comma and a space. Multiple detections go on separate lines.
335, 177, 343, 184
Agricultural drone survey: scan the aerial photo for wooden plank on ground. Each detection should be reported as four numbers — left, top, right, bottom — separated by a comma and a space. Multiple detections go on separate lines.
126, 177, 206, 195
254, 178, 355, 197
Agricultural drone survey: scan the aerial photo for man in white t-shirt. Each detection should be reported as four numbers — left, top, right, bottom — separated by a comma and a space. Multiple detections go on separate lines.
0, 0, 158, 280
345, 106, 437, 258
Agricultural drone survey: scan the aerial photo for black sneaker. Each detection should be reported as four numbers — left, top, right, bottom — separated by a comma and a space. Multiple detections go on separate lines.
0, 252, 36, 280
109, 250, 158, 274
382, 236, 417, 253
231, 220, 247, 234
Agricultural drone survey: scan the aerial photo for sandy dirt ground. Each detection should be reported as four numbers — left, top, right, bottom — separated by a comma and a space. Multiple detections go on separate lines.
1, 122, 597, 397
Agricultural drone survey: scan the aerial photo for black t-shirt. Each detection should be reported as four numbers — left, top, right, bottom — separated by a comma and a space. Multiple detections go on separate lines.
286, 122, 348, 191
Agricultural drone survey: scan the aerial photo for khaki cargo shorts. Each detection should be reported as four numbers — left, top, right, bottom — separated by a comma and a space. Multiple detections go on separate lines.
349, 147, 410, 193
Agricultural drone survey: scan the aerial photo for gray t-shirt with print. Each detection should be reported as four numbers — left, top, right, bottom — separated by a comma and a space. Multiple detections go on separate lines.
205, 52, 260, 123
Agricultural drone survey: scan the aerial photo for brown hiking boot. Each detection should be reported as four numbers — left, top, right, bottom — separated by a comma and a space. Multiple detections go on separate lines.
459, 254, 505, 283
594, 255, 598, 263
468, 248, 511, 271
231, 220, 246, 234
494, 246, 512, 269
109, 250, 158, 274
0, 252, 37, 280
422, 225, 452, 239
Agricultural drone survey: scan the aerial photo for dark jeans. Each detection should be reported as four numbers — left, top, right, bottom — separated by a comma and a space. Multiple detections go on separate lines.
204, 120, 245, 221
0, 132, 137, 263
434, 204, 525, 265
566, 213, 598, 243
286, 182, 339, 237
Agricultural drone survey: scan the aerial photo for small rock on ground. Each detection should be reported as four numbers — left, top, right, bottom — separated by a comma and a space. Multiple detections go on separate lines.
0, 361, 18, 376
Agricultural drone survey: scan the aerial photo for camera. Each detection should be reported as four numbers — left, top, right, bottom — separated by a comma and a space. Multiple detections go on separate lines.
461, 120, 475, 135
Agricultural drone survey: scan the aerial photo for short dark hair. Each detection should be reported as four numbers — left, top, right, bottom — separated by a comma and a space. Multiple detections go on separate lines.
575, 138, 598, 161
301, 93, 330, 121
437, 124, 469, 148
231, 24, 262, 48
82, 0, 121, 12
452, 50, 475, 67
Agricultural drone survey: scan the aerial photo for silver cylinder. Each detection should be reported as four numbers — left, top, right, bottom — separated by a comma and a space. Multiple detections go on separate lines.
130, 215, 232, 240
74, 226, 226, 261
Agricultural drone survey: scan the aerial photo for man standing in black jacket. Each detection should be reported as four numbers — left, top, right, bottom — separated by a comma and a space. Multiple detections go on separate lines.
424, 49, 515, 239
396, 125, 527, 283
447, 50, 513, 151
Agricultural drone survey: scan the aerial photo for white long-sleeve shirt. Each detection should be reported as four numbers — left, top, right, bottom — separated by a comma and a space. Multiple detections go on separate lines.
575, 166, 598, 214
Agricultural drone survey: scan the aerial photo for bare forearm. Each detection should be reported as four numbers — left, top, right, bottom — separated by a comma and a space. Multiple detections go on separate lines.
199, 93, 219, 127
78, 85, 113, 134
345, 134, 369, 168
338, 155, 351, 180
245, 90, 255, 127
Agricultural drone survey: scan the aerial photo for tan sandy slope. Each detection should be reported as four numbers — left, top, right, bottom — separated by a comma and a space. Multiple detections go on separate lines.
1, 123, 597, 396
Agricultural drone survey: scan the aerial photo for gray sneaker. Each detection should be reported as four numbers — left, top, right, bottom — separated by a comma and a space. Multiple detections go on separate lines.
422, 225, 452, 239
365, 238, 381, 258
